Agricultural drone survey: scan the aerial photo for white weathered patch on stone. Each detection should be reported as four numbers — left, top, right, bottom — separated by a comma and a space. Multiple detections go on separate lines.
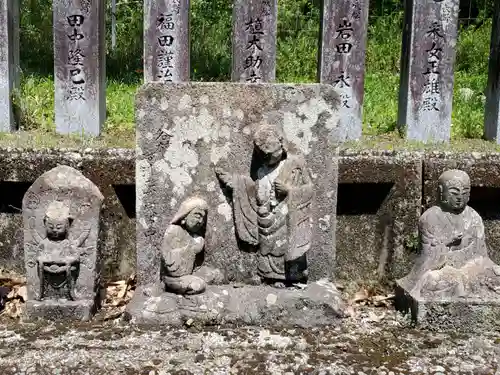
154, 157, 194, 197
137, 109, 146, 120
200, 95, 210, 105
318, 215, 331, 231
242, 126, 251, 135
160, 97, 169, 111
145, 132, 154, 141
266, 294, 278, 306
283, 97, 336, 155
234, 109, 244, 120
136, 159, 151, 213
178, 94, 192, 111
210, 143, 231, 165
218, 203, 232, 222
222, 106, 232, 118
207, 181, 216, 192
170, 197, 177, 208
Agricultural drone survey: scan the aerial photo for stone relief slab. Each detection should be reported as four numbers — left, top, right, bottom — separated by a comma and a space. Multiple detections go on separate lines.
135, 82, 340, 285
24, 165, 104, 321
130, 82, 344, 326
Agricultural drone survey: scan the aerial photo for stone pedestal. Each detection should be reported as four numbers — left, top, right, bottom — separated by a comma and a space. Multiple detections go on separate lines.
126, 281, 346, 327
53, 0, 106, 135
318, 0, 368, 141
397, 0, 460, 142
144, 0, 190, 83
395, 285, 500, 332
231, 0, 277, 82
485, 0, 500, 143
0, 0, 19, 132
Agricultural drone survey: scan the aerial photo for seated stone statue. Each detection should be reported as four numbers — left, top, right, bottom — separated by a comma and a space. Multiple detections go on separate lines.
161, 197, 223, 295
30, 200, 90, 301
216, 124, 314, 287
398, 169, 500, 299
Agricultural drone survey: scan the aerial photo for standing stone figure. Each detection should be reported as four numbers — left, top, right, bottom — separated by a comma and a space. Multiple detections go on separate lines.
161, 197, 223, 295
398, 169, 500, 299
24, 165, 103, 321
216, 124, 314, 286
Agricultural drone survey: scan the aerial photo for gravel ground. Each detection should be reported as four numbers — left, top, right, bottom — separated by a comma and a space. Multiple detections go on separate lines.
0, 306, 498, 374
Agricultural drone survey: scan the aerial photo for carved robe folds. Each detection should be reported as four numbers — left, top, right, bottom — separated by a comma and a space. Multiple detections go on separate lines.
231, 155, 313, 281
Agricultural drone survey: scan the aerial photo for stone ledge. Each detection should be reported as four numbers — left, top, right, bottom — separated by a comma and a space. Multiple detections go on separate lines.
26, 299, 95, 322
395, 285, 500, 332
125, 281, 346, 328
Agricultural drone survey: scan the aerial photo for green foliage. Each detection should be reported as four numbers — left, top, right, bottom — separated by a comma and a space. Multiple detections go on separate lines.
15, 0, 499, 140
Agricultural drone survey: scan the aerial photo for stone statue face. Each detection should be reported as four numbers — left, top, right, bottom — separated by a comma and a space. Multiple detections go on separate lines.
254, 128, 284, 167
44, 216, 70, 241
183, 207, 206, 234
441, 181, 470, 211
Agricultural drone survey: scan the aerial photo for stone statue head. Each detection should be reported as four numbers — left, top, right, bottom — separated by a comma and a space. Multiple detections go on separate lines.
253, 124, 287, 167
438, 169, 471, 212
43, 201, 73, 241
170, 197, 208, 235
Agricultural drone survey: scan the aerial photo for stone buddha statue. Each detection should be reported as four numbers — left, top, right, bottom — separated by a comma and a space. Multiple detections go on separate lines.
216, 124, 314, 287
398, 169, 500, 299
30, 200, 90, 300
161, 197, 223, 295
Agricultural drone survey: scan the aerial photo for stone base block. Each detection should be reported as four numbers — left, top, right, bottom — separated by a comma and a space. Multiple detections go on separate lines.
26, 299, 95, 321
395, 285, 500, 332
125, 280, 347, 327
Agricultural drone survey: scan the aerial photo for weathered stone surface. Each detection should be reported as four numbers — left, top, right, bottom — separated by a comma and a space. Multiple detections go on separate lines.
0, 0, 19, 132
397, 0, 460, 142
318, 0, 368, 141
144, 0, 189, 83
0, 148, 135, 282
232, 0, 277, 82
336, 150, 422, 291
24, 165, 104, 320
135, 82, 341, 289
53, 0, 106, 135
396, 289, 500, 332
485, 0, 500, 143
397, 169, 500, 330
126, 280, 346, 327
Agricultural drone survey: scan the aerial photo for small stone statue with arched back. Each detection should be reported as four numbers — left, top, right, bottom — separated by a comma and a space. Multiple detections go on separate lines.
161, 197, 223, 295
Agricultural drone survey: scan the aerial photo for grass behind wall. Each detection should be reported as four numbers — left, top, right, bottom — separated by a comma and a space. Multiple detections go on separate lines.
8, 2, 497, 149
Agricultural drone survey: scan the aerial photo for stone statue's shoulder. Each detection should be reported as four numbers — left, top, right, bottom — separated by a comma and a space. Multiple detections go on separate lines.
419, 205, 444, 224
464, 206, 484, 225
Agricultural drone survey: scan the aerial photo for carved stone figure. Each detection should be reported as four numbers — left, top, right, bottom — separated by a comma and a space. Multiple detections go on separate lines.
216, 124, 314, 286
31, 200, 90, 301
24, 165, 103, 321
161, 197, 223, 295
398, 169, 500, 300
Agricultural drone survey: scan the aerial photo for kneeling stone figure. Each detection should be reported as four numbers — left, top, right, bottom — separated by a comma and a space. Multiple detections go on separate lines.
161, 197, 223, 295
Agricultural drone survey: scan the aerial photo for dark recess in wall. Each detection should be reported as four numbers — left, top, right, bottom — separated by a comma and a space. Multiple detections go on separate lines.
112, 184, 136, 219
337, 182, 394, 215
469, 186, 500, 220
0, 181, 33, 214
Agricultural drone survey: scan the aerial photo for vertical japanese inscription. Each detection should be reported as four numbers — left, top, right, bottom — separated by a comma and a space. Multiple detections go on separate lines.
397, 0, 459, 142
66, 14, 86, 101
54, 0, 106, 135
145, 0, 189, 83
232, 0, 277, 83
319, 0, 369, 140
